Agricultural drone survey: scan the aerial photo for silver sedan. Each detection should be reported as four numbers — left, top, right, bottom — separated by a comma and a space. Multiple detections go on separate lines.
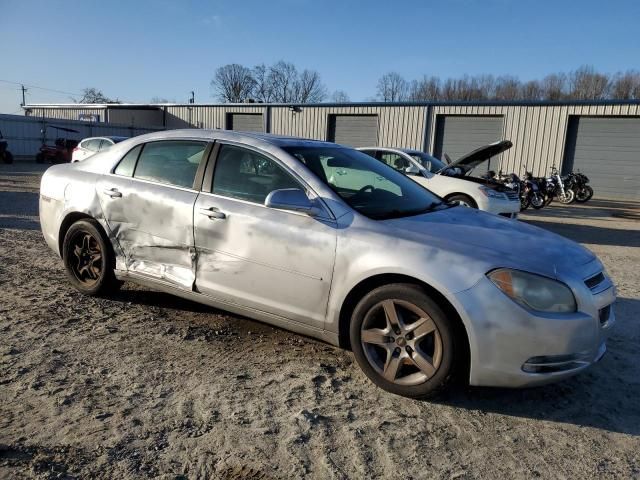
39, 129, 616, 398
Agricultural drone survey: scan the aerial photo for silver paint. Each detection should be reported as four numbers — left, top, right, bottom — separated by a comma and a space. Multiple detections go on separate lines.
39, 129, 616, 387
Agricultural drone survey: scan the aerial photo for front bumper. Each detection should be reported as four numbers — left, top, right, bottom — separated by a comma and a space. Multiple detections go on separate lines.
478, 196, 521, 217
454, 271, 616, 388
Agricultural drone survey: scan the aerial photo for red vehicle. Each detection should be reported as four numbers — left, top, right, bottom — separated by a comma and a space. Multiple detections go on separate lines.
35, 125, 80, 164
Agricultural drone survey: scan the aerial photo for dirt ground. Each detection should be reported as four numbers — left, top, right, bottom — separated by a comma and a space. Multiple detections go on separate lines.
1, 163, 639, 480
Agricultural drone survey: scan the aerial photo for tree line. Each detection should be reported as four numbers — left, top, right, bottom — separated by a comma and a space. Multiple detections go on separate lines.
77, 64, 640, 104
376, 66, 640, 102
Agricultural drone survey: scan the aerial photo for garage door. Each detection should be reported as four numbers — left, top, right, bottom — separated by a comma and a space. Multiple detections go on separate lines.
227, 113, 263, 132
433, 115, 504, 168
327, 115, 378, 147
563, 117, 640, 201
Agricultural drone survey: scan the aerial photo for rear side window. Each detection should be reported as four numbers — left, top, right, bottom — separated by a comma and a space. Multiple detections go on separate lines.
212, 144, 299, 204
85, 139, 102, 151
99, 139, 114, 151
114, 145, 142, 176
379, 152, 410, 171
133, 140, 207, 189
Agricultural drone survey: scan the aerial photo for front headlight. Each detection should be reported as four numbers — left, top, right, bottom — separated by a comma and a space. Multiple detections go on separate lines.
479, 186, 506, 199
487, 269, 577, 313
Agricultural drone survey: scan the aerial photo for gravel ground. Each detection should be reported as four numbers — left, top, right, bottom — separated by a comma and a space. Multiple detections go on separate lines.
1, 163, 639, 480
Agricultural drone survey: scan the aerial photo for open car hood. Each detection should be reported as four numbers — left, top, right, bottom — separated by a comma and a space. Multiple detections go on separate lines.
441, 140, 513, 174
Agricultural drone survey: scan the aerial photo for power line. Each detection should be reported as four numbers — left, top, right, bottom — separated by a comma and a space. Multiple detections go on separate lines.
0, 79, 82, 97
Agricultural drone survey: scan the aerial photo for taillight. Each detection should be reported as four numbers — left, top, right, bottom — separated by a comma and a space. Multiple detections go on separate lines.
73, 147, 79, 152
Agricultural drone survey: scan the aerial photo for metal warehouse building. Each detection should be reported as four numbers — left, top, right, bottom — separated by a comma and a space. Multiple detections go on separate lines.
24, 101, 640, 200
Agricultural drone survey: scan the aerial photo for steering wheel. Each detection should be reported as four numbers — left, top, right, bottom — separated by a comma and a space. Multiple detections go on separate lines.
357, 184, 375, 194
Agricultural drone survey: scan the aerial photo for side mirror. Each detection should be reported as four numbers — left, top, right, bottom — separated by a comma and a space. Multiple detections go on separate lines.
265, 188, 318, 215
405, 164, 420, 175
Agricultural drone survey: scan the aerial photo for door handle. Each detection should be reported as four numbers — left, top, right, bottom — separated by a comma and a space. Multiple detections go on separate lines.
103, 188, 122, 198
376, 176, 384, 181
199, 207, 226, 220
336, 170, 347, 175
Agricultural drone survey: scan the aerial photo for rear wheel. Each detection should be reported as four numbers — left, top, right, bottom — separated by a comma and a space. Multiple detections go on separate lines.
350, 284, 457, 399
575, 186, 593, 203
62, 219, 121, 296
2, 151, 13, 164
448, 194, 477, 209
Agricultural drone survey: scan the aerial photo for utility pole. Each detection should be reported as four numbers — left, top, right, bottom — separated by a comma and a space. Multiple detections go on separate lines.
189, 91, 195, 104
20, 85, 27, 106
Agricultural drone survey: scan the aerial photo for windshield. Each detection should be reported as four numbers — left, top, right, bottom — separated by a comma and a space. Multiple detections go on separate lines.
409, 152, 447, 173
283, 146, 443, 220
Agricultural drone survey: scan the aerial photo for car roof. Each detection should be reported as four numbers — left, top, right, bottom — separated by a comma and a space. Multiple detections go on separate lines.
126, 129, 341, 149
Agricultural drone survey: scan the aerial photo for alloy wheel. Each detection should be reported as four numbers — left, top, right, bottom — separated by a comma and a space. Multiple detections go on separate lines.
68, 231, 103, 286
360, 299, 443, 386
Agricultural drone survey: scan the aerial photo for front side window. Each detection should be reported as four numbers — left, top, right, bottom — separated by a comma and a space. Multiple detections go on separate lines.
410, 152, 447, 173
212, 144, 300, 204
133, 140, 206, 189
284, 146, 443, 220
86, 139, 102, 151
99, 139, 114, 151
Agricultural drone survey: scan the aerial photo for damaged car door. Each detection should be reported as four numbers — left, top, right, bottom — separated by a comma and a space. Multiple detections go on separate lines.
193, 143, 337, 329
96, 140, 209, 289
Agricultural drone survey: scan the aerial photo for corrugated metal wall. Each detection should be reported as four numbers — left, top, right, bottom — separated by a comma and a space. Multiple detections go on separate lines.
270, 105, 426, 149
22, 102, 640, 175
0, 114, 162, 158
25, 106, 107, 122
429, 103, 640, 175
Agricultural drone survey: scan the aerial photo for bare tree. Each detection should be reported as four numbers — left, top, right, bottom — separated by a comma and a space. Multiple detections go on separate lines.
252, 64, 274, 103
293, 69, 327, 103
330, 90, 350, 102
567, 65, 610, 100
377, 72, 409, 102
77, 88, 118, 103
520, 80, 543, 100
211, 64, 256, 102
408, 76, 441, 101
540, 73, 567, 101
610, 70, 640, 99
494, 76, 521, 100
269, 61, 299, 102
150, 97, 173, 103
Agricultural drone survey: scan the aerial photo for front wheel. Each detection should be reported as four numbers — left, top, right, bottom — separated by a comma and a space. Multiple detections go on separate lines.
530, 193, 545, 209
448, 194, 477, 209
350, 284, 456, 399
575, 186, 593, 203
558, 189, 575, 204
62, 219, 121, 296
2, 151, 13, 164
35, 153, 45, 164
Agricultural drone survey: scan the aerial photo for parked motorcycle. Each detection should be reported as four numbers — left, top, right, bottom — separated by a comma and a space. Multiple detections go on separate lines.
546, 166, 574, 204
568, 171, 593, 203
520, 171, 545, 210
0, 129, 14, 164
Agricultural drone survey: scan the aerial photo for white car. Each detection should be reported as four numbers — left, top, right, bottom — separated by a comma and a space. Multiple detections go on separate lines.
359, 141, 520, 218
72, 136, 128, 163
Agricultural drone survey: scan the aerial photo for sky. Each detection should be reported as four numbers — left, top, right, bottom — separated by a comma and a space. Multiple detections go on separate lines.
1, 0, 639, 113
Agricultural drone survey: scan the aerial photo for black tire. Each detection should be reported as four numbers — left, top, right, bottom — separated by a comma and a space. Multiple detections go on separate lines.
520, 195, 530, 211
531, 193, 545, 209
62, 219, 121, 296
575, 186, 593, 203
448, 194, 477, 209
35, 153, 45, 164
350, 284, 457, 399
2, 151, 13, 164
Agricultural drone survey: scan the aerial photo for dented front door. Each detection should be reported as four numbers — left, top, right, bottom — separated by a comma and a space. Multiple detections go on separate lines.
97, 174, 198, 289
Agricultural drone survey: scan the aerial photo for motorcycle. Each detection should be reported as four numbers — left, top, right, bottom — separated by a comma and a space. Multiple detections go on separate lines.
0, 129, 14, 164
520, 171, 545, 210
549, 166, 574, 204
569, 171, 593, 203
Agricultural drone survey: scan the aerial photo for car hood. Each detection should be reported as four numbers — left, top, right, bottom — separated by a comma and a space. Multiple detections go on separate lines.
383, 206, 595, 278
442, 140, 513, 174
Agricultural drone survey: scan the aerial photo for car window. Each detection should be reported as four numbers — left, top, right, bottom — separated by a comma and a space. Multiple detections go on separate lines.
133, 141, 206, 188
212, 144, 300, 204
284, 146, 442, 220
114, 145, 142, 176
99, 139, 114, 151
410, 152, 446, 173
379, 152, 410, 172
360, 149, 377, 158
85, 139, 101, 151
